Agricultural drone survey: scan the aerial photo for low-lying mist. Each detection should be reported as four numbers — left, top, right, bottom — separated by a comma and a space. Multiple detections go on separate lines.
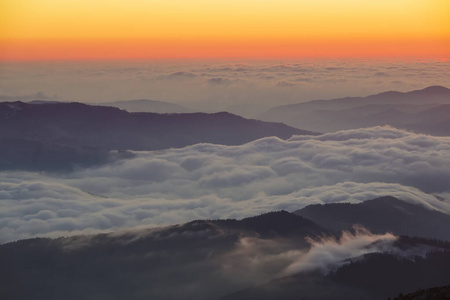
283, 226, 398, 275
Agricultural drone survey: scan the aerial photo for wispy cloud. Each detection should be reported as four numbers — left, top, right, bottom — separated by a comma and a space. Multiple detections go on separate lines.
283, 226, 398, 275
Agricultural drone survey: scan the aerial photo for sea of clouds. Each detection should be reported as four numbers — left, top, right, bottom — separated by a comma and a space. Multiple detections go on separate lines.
1, 126, 450, 243
1, 59, 449, 116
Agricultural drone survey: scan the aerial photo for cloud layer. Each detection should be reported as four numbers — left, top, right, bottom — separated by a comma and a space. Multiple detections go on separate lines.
1, 59, 449, 116
1, 126, 450, 242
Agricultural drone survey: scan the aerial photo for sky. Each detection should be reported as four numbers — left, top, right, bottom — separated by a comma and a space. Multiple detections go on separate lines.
1, 0, 449, 60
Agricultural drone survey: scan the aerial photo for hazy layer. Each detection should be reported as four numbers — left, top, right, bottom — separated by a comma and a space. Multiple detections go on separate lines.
1, 59, 449, 116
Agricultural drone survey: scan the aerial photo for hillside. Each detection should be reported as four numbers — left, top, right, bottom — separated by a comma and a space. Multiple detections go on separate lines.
0, 101, 313, 171
0, 211, 329, 300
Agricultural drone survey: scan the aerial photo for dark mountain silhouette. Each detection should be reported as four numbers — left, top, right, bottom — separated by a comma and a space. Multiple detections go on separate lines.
222, 270, 379, 300
2, 209, 449, 300
295, 196, 450, 240
391, 285, 450, 300
0, 211, 329, 300
260, 86, 450, 134
0, 101, 313, 171
97, 99, 190, 113
213, 210, 330, 241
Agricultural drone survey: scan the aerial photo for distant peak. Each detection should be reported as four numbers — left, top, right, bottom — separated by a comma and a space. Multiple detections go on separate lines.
211, 111, 243, 118
240, 210, 318, 226
420, 85, 449, 92
365, 86, 449, 98
360, 195, 403, 205
241, 210, 292, 220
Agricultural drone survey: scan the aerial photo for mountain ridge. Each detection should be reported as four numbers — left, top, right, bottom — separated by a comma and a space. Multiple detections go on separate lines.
295, 196, 450, 240
1, 203, 449, 300
260, 86, 450, 134
265, 86, 450, 111
0, 101, 314, 171
96, 99, 190, 113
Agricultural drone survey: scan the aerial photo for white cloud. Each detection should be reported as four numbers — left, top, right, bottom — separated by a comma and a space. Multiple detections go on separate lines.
1, 126, 450, 242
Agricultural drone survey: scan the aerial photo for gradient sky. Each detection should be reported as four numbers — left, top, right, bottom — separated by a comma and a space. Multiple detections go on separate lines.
1, 0, 449, 60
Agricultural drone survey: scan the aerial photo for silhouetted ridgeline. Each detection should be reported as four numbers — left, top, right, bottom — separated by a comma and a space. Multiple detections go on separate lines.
1, 209, 450, 300
0, 211, 328, 300
295, 196, 450, 240
96, 99, 191, 113
212, 210, 330, 239
0, 101, 314, 171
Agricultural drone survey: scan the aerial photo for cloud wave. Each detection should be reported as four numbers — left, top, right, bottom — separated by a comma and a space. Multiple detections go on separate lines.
1, 126, 450, 242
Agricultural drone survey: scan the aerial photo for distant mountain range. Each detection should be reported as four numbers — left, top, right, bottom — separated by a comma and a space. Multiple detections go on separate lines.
96, 99, 191, 113
260, 86, 450, 135
0, 101, 312, 171
1, 196, 449, 300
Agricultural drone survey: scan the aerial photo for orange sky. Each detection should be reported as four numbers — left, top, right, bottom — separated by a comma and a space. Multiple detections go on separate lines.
1, 0, 449, 60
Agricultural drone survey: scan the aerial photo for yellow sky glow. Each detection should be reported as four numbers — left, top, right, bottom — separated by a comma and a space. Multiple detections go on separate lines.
1, 0, 449, 60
